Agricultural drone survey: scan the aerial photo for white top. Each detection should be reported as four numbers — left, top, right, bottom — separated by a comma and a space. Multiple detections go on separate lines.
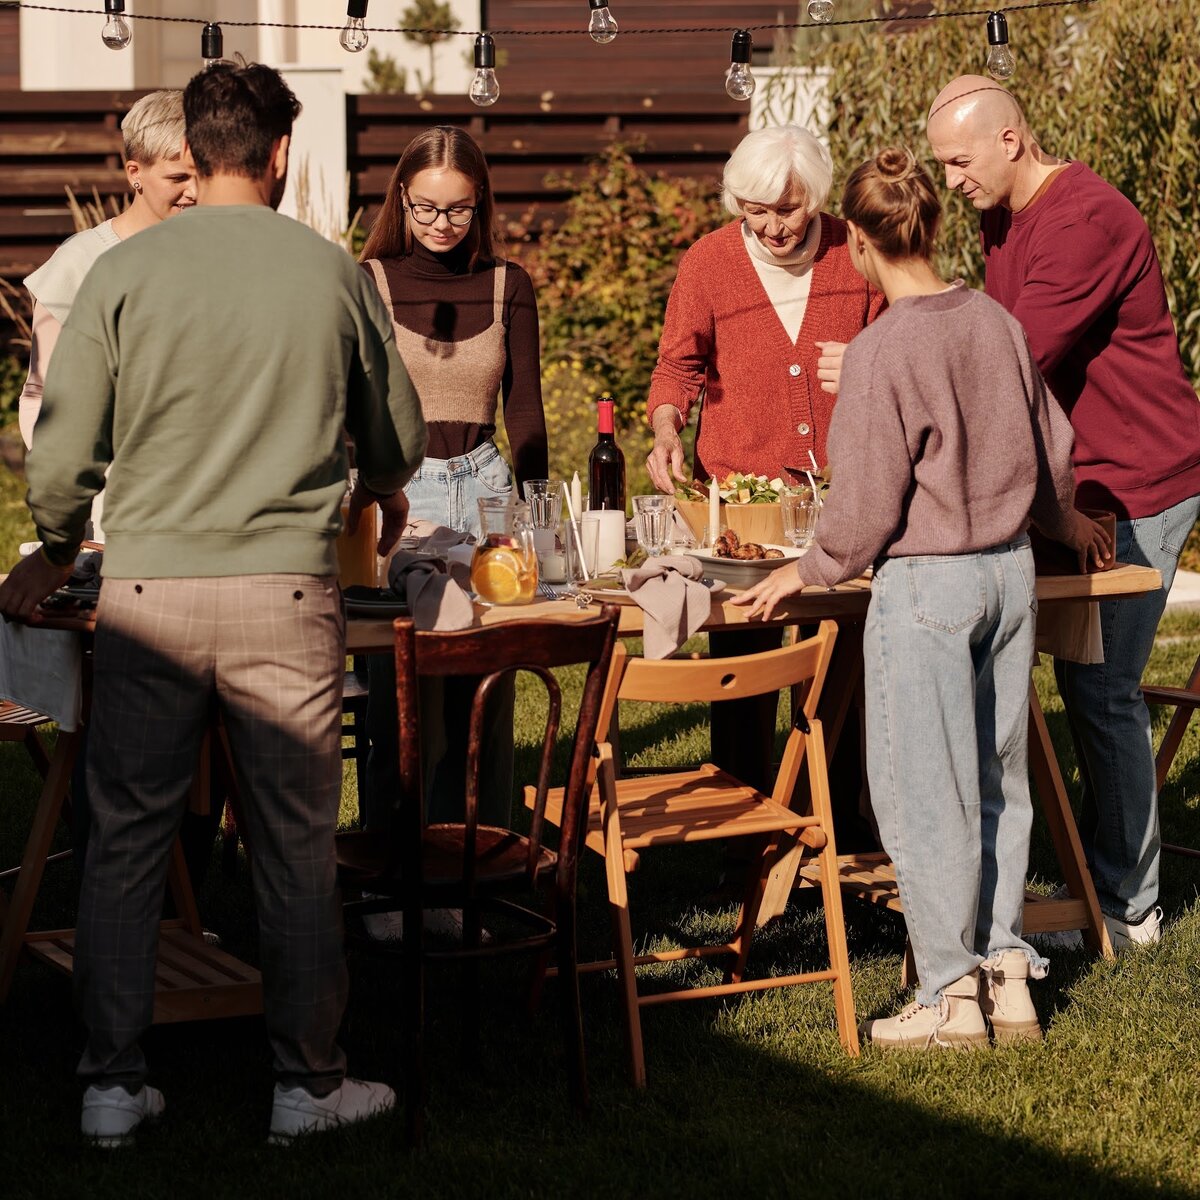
739, 217, 822, 344
24, 219, 121, 323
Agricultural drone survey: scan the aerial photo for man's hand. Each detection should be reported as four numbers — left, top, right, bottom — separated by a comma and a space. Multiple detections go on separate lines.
729, 562, 807, 622
346, 480, 411, 558
815, 341, 847, 396
0, 551, 74, 624
646, 407, 688, 494
1066, 509, 1114, 573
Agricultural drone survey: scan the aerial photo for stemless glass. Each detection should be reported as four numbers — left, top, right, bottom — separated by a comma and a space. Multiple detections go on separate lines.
632, 494, 675, 558
780, 489, 818, 550
470, 498, 538, 605
523, 479, 565, 577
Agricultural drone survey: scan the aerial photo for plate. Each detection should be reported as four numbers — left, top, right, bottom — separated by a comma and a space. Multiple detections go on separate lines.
343, 586, 408, 618
688, 543, 805, 588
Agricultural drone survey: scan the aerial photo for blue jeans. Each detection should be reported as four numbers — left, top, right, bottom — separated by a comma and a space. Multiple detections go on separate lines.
1054, 493, 1200, 923
865, 539, 1046, 1006
403, 440, 512, 537
365, 441, 516, 830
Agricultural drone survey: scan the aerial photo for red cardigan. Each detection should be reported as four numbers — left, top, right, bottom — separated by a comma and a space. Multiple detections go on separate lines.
647, 216, 883, 481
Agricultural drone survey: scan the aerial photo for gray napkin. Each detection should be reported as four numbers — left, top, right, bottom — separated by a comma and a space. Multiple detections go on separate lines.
620, 554, 712, 659
387, 552, 474, 631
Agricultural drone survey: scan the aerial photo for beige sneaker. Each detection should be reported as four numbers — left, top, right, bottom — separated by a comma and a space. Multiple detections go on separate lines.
860, 971, 988, 1050
979, 950, 1042, 1044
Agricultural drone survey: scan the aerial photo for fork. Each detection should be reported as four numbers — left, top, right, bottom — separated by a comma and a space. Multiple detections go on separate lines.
537, 580, 559, 600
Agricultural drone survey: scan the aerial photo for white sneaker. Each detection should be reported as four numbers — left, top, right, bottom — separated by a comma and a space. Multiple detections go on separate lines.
81, 1084, 165, 1148
268, 1078, 395, 1144
1032, 887, 1163, 952
362, 902, 488, 944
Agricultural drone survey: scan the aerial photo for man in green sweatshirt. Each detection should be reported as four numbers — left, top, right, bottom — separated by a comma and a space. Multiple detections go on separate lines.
0, 62, 427, 1146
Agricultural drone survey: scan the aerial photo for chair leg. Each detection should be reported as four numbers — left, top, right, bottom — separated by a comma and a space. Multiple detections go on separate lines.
900, 938, 919, 990
402, 896, 425, 1147
602, 799, 645, 1088
554, 892, 590, 1113
460, 902, 482, 1068
726, 834, 776, 985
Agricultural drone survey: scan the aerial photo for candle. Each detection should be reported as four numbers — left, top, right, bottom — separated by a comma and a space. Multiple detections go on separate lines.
586, 509, 626, 574
571, 471, 583, 522
708, 477, 720, 548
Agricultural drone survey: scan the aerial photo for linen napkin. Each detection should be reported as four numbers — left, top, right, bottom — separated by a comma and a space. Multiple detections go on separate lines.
620, 554, 712, 659
1035, 600, 1104, 664
387, 551, 474, 631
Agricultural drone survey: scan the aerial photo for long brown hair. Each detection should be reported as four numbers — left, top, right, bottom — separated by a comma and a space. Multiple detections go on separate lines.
841, 145, 941, 260
359, 125, 498, 267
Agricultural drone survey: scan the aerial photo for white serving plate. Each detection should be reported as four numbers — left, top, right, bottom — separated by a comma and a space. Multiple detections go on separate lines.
687, 543, 805, 589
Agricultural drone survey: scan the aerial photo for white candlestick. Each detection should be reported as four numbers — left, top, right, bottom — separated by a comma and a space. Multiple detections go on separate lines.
571, 472, 583, 521
708, 478, 720, 548
587, 510, 626, 574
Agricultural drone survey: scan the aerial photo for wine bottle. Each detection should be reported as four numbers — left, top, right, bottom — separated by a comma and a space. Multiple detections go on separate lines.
588, 394, 626, 512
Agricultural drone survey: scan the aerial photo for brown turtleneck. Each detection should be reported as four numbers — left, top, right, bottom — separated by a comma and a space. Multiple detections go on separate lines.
363, 242, 548, 487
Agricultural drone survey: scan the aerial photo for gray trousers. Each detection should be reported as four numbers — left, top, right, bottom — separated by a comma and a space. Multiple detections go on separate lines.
75, 575, 349, 1095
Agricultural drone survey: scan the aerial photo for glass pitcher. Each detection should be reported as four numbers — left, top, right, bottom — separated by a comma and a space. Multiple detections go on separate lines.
470, 497, 538, 605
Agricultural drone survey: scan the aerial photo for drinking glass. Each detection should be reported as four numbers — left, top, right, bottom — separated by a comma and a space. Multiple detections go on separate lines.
633, 494, 675, 558
780, 489, 818, 550
564, 517, 599, 582
523, 479, 565, 578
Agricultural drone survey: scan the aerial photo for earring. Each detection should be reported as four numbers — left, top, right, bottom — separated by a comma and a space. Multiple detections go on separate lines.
132, 180, 143, 193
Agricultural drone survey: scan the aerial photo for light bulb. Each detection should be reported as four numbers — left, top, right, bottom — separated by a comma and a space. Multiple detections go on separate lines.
102, 0, 131, 50
725, 30, 755, 101
340, 0, 369, 53
986, 12, 1015, 80
202, 22, 224, 68
588, 0, 618, 44
807, 0, 834, 23
470, 34, 501, 107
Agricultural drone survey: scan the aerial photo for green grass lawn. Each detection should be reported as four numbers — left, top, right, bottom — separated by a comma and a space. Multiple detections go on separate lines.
2, 462, 1199, 1198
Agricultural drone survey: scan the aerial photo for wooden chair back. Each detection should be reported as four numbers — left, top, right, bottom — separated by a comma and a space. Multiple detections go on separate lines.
390, 609, 621, 894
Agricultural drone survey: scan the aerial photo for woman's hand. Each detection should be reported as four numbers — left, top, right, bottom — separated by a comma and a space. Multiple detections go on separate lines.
646, 407, 688, 494
1066, 509, 1114, 573
729, 562, 807, 622
815, 341, 847, 396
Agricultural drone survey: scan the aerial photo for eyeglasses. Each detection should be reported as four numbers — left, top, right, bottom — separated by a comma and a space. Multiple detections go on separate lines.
406, 203, 477, 227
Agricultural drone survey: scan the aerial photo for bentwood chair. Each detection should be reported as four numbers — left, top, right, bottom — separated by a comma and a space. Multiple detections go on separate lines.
530, 620, 858, 1087
336, 607, 620, 1141
1142, 652, 1200, 860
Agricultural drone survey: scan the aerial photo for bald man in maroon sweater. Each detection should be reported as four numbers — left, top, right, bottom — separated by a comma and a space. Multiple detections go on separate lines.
927, 76, 1200, 950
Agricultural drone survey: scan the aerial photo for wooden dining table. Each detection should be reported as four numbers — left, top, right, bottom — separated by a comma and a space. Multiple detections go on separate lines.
0, 562, 1161, 1013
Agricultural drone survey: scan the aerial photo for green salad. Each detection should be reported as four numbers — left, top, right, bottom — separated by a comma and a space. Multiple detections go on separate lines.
675, 471, 827, 505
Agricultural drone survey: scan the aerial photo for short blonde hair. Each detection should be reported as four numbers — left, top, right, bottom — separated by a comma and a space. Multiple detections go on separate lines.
121, 90, 186, 164
722, 125, 834, 217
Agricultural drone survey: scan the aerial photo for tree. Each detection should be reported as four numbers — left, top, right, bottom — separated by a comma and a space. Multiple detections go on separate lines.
402, 0, 455, 95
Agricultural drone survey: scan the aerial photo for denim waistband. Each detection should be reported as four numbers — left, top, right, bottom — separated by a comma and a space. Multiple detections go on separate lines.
416, 440, 501, 477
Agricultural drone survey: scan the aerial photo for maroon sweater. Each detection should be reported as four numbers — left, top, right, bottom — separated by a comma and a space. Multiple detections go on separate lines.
983, 162, 1200, 519
364, 243, 548, 488
796, 285, 1076, 588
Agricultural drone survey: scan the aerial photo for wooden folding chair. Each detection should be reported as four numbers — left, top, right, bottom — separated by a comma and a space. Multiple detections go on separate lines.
531, 619, 858, 1087
1142, 651, 1200, 860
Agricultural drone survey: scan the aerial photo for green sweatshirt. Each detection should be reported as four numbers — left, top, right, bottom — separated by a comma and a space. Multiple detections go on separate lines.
27, 205, 427, 578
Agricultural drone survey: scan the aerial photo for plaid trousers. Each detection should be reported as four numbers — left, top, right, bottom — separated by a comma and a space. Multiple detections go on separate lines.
75, 575, 349, 1095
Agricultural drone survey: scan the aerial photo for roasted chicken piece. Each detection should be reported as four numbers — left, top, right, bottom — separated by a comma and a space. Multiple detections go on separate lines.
763, 548, 785, 559
713, 529, 740, 558
731, 542, 766, 560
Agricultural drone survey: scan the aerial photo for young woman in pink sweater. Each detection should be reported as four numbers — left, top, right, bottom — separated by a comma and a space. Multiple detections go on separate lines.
736, 147, 1110, 1051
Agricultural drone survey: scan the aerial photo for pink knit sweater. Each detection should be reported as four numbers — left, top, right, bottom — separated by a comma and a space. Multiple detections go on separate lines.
647, 216, 884, 481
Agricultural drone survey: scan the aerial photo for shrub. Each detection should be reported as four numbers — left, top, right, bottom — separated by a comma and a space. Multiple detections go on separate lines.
512, 144, 725, 489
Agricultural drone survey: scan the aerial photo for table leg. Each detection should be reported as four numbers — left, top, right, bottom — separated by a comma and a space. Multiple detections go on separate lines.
1026, 682, 1114, 959
0, 730, 80, 1001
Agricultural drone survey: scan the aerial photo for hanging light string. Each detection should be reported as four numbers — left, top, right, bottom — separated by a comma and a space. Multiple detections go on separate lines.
0, 0, 1103, 37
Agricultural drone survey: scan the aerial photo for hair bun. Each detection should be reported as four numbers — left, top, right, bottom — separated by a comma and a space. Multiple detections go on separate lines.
875, 145, 918, 182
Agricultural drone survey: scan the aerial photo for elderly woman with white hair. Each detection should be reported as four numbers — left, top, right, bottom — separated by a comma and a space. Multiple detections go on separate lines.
19, 89, 196, 454
647, 124, 883, 490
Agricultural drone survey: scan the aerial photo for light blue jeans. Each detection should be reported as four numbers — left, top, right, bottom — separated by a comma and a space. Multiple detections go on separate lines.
365, 441, 517, 830
1054, 493, 1200, 923
403, 439, 513, 537
865, 539, 1046, 1006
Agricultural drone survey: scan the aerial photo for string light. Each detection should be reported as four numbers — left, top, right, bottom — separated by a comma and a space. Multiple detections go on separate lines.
340, 0, 369, 53
725, 29, 754, 101
807, 0, 834, 23
469, 33, 500, 107
101, 0, 131, 50
201, 21, 223, 67
986, 11, 1016, 79
587, 0, 618, 44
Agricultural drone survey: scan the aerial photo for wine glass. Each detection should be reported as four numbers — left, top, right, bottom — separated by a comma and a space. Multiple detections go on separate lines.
780, 489, 818, 551
633, 494, 675, 558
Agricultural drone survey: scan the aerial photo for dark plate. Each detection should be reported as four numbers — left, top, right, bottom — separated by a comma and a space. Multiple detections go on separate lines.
343, 586, 407, 617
